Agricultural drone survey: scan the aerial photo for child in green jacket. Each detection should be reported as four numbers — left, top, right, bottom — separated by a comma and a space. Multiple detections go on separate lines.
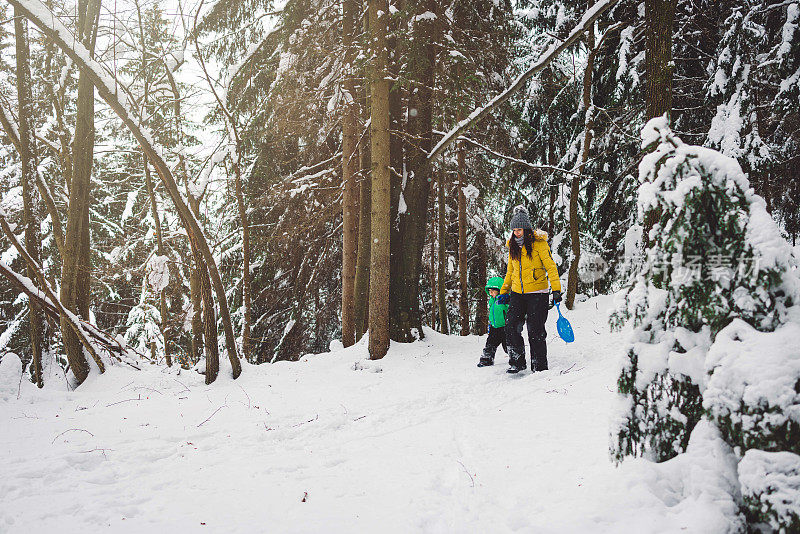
478, 276, 509, 367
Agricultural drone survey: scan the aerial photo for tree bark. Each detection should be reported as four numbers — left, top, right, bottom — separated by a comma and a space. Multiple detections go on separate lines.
645, 0, 676, 121
457, 147, 469, 335
475, 230, 487, 336
437, 171, 449, 334
14, 10, 44, 387
354, 136, 371, 341
341, 0, 360, 348
642, 0, 677, 246
388, 0, 438, 342
59, 0, 101, 385
233, 162, 251, 363
429, 214, 437, 329
566, 27, 596, 310
368, 0, 391, 360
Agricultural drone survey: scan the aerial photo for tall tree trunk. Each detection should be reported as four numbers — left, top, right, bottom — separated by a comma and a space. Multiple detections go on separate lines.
14, 10, 44, 388
547, 139, 556, 236
60, 0, 101, 385
388, 0, 438, 342
233, 162, 252, 363
354, 138, 371, 341
341, 0, 360, 348
429, 214, 437, 329
475, 230, 487, 336
368, 0, 391, 360
642, 0, 676, 245
353, 12, 371, 343
566, 27, 596, 310
645, 0, 676, 121
187, 193, 219, 383
457, 146, 469, 335
437, 171, 449, 334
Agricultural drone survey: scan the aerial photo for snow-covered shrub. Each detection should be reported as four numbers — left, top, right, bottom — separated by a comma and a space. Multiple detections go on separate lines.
611, 117, 798, 463
124, 303, 163, 357
704, 317, 800, 457
739, 449, 800, 532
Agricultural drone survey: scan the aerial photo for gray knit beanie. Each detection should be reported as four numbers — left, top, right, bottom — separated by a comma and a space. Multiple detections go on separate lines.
509, 206, 533, 230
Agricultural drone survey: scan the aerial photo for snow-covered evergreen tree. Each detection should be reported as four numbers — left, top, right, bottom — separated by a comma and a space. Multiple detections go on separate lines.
612, 116, 800, 530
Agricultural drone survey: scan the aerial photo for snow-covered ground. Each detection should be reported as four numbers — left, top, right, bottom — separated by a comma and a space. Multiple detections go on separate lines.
0, 295, 731, 533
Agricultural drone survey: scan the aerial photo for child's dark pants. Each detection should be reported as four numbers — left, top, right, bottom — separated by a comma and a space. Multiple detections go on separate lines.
480, 326, 507, 364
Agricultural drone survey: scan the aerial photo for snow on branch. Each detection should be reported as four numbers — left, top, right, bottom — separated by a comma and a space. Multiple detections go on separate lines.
433, 130, 585, 178
428, 0, 618, 162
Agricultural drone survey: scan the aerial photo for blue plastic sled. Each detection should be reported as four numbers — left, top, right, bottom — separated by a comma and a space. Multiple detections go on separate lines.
554, 303, 574, 343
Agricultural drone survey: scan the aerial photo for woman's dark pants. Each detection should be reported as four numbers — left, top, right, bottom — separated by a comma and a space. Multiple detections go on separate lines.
505, 292, 549, 371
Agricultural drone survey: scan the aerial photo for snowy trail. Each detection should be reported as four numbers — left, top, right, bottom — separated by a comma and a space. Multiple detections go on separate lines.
0, 295, 697, 533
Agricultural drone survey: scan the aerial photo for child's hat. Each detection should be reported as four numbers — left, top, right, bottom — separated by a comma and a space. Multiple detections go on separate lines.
485, 276, 504, 294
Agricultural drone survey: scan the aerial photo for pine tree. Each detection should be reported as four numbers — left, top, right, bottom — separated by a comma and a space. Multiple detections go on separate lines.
611, 117, 798, 472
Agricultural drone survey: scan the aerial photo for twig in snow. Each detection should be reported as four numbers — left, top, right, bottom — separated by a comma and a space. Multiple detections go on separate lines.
457, 460, 475, 488
560, 363, 577, 374
105, 394, 142, 407
291, 414, 319, 428
78, 448, 113, 459
197, 405, 225, 427
172, 378, 190, 395
237, 384, 252, 409
52, 428, 95, 444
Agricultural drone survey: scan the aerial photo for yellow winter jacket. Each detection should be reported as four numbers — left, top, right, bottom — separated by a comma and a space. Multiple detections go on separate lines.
500, 229, 562, 294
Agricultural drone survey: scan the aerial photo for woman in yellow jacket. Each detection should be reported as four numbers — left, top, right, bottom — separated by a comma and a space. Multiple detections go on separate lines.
498, 207, 562, 374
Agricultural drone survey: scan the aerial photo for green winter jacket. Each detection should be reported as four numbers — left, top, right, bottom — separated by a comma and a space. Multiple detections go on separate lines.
485, 276, 508, 328
488, 296, 508, 328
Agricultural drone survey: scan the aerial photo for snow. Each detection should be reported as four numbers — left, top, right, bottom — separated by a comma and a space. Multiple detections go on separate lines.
0, 294, 743, 532
146, 254, 170, 293
615, 421, 743, 532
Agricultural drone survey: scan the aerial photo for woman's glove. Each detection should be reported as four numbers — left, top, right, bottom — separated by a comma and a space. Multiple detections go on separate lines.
496, 294, 510, 305
551, 290, 562, 306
